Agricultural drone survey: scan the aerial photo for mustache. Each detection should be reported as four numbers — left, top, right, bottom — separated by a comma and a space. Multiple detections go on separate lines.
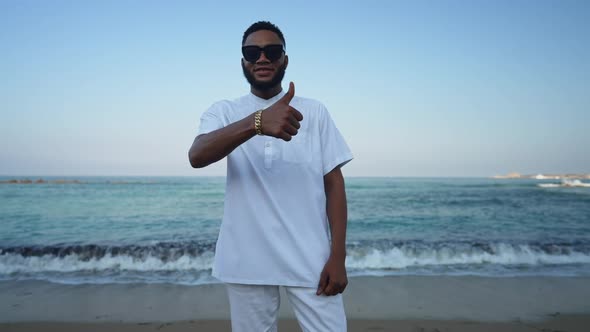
242, 61, 286, 91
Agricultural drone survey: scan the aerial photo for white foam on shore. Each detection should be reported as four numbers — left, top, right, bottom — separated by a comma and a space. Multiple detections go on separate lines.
0, 251, 214, 274
2, 242, 590, 284
346, 243, 590, 269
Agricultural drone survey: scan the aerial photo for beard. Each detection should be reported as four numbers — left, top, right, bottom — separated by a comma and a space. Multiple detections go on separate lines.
241, 61, 287, 91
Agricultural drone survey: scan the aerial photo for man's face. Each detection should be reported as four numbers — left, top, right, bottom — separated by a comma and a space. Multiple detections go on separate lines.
241, 30, 288, 91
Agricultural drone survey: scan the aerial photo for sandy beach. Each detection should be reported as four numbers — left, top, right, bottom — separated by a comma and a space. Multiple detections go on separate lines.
1, 276, 590, 331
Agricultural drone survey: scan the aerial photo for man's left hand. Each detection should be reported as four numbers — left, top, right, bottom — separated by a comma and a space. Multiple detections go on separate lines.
316, 254, 348, 296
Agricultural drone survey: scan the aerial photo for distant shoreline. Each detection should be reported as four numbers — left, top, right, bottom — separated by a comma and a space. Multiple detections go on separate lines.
2, 175, 590, 184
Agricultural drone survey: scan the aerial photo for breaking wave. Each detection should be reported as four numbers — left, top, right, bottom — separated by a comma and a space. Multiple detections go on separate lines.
2, 240, 590, 284
346, 241, 590, 271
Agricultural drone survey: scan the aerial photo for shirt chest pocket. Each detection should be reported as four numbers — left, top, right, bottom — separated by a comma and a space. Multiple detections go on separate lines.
281, 133, 312, 164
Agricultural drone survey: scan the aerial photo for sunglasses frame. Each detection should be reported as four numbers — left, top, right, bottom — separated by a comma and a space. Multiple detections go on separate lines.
241, 44, 285, 63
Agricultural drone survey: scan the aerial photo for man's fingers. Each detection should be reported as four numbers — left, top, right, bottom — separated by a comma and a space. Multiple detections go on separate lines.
282, 81, 295, 104
284, 124, 298, 136
279, 132, 292, 141
316, 271, 328, 295
291, 107, 303, 121
324, 281, 336, 296
288, 114, 301, 129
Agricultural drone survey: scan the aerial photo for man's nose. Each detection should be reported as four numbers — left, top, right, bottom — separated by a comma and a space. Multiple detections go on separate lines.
256, 51, 270, 64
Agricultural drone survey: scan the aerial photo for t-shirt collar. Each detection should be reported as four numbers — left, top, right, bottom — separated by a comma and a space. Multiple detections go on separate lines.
249, 90, 286, 108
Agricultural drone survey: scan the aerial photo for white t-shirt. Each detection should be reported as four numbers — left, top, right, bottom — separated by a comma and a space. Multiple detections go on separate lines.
197, 91, 353, 287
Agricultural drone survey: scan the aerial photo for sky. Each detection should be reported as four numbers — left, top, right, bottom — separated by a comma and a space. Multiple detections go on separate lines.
1, 0, 589, 177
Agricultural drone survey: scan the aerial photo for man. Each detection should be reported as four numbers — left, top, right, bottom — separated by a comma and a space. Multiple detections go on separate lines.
188, 21, 353, 331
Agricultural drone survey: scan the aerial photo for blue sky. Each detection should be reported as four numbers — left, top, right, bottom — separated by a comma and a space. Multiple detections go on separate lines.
1, 0, 588, 177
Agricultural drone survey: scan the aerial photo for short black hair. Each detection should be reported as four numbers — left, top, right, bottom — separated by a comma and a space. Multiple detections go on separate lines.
242, 21, 286, 48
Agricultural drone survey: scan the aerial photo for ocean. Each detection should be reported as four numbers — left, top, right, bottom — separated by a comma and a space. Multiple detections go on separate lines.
1, 176, 589, 285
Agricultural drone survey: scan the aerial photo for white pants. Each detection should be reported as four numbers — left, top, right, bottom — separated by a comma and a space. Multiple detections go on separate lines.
225, 283, 347, 332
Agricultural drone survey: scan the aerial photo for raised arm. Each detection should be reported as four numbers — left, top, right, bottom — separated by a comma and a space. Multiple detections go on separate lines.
188, 82, 303, 168
188, 114, 257, 168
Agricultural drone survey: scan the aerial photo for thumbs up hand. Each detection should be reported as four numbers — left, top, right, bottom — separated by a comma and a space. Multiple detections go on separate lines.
259, 82, 303, 141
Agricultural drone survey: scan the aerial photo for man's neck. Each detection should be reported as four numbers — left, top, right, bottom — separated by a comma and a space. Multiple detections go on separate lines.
251, 85, 282, 100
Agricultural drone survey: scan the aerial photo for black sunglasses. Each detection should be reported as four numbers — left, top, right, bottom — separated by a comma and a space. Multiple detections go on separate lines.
241, 44, 285, 63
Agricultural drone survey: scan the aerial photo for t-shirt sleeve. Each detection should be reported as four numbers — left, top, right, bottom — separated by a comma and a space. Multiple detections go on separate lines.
197, 103, 224, 136
319, 104, 353, 175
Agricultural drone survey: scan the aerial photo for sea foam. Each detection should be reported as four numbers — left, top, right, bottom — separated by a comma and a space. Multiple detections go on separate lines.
346, 242, 590, 270
2, 240, 590, 284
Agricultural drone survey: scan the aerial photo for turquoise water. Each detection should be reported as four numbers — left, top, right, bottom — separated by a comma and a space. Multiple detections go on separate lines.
1, 176, 589, 285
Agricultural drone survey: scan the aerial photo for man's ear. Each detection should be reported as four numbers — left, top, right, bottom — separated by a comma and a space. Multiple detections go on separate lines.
284, 55, 289, 70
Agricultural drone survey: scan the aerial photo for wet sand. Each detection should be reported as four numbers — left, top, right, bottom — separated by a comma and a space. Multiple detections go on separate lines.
1, 276, 589, 331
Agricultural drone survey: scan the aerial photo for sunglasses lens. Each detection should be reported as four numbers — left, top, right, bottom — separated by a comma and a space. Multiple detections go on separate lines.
242, 45, 284, 63
242, 46, 261, 63
264, 45, 284, 62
